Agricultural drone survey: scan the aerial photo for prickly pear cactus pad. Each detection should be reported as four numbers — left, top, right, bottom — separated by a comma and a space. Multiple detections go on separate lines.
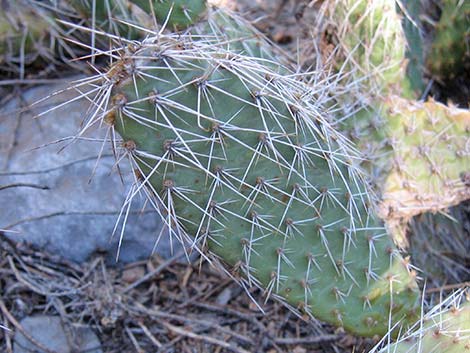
378, 97, 470, 222
374, 289, 470, 353
0, 0, 66, 76
70, 0, 150, 38
339, 95, 470, 246
427, 0, 470, 81
72, 13, 421, 336
70, 0, 207, 37
325, 0, 416, 99
132, 0, 207, 30
324, 0, 470, 232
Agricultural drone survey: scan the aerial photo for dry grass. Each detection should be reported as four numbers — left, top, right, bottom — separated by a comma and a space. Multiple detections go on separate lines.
0, 236, 378, 353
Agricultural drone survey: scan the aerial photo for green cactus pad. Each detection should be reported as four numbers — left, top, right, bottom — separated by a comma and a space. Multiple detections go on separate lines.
327, 0, 416, 99
70, 0, 206, 36
79, 12, 421, 336
379, 97, 470, 222
0, 0, 69, 75
133, 0, 206, 30
341, 96, 469, 242
379, 290, 470, 353
400, 0, 426, 96
427, 0, 470, 81
327, 0, 469, 232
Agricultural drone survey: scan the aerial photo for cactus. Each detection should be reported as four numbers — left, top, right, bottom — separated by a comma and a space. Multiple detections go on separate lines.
373, 289, 470, 353
426, 0, 470, 82
26, 0, 469, 341
376, 97, 470, 222
0, 0, 208, 78
132, 0, 207, 30
69, 0, 151, 39
326, 0, 416, 99
0, 0, 81, 77
59, 8, 422, 337
70, 0, 207, 37
348, 96, 470, 224
323, 0, 470, 236
345, 96, 470, 247
399, 0, 426, 96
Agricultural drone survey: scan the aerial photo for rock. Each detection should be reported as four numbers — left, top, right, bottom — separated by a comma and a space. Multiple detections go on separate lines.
74, 326, 103, 353
0, 79, 183, 264
13, 315, 102, 353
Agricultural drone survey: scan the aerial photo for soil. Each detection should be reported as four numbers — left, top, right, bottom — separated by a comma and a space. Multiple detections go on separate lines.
0, 236, 375, 353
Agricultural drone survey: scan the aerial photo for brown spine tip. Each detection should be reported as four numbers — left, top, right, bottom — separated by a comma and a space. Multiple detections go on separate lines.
123, 140, 136, 151
134, 168, 143, 181
107, 58, 135, 85
163, 179, 174, 189
148, 89, 159, 104
104, 111, 116, 126
112, 93, 128, 108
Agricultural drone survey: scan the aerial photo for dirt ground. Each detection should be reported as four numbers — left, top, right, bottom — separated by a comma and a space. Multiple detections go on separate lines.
0, 235, 379, 353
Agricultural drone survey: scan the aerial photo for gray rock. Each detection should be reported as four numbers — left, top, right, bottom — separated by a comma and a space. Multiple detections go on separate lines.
0, 79, 183, 264
13, 315, 102, 353
74, 325, 103, 353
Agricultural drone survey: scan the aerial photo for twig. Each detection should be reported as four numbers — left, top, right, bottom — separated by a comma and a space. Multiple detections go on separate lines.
123, 250, 186, 293
191, 302, 267, 332
131, 303, 254, 346
3, 209, 158, 230
7, 255, 87, 297
0, 183, 49, 191
274, 334, 341, 345
0, 323, 11, 331
160, 320, 251, 353
1, 318, 13, 353
425, 282, 470, 293
137, 321, 162, 348
0, 78, 71, 86
125, 325, 145, 353
0, 155, 113, 176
